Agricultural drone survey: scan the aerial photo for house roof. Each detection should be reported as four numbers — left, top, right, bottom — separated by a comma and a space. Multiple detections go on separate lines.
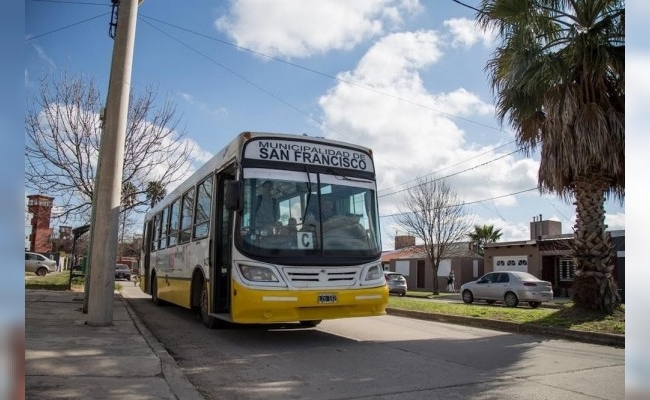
381, 247, 425, 263
381, 241, 481, 262
483, 229, 625, 249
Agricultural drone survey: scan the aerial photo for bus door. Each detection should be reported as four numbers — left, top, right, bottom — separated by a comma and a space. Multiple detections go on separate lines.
212, 171, 234, 313
142, 220, 153, 294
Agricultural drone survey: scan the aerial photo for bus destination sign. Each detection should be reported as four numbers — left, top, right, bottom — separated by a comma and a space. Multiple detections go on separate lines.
244, 139, 374, 173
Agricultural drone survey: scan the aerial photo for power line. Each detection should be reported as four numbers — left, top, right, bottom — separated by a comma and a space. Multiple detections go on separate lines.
542, 195, 573, 225
379, 187, 539, 219
138, 18, 356, 144
450, 0, 484, 14
378, 139, 518, 194
25, 12, 110, 41
138, 13, 507, 135
475, 171, 529, 234
136, 13, 521, 191
137, 16, 420, 179
474, 201, 529, 234
28, 0, 108, 5
378, 147, 524, 199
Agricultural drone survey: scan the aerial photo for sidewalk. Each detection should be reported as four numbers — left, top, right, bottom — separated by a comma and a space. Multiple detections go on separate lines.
25, 290, 204, 399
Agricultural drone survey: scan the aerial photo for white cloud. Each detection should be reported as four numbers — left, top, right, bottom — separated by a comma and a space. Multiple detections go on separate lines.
605, 212, 625, 231
443, 17, 496, 48
215, 0, 422, 58
317, 30, 541, 246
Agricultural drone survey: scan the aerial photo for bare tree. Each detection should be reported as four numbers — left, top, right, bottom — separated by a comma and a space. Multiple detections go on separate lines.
395, 178, 473, 295
25, 69, 195, 223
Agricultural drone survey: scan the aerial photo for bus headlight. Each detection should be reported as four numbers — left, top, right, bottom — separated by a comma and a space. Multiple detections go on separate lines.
239, 265, 279, 282
364, 264, 382, 281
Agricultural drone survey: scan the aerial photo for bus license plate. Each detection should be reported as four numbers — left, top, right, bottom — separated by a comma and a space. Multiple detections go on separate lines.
318, 293, 337, 304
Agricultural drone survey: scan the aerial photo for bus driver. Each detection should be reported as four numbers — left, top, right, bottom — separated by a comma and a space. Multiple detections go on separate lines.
254, 180, 280, 229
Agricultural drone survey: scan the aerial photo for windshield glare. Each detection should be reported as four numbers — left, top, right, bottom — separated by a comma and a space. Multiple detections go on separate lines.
237, 171, 381, 258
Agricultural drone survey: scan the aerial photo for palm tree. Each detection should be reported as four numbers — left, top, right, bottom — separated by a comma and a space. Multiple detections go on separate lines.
467, 224, 503, 255
121, 181, 138, 210
146, 181, 166, 208
477, 0, 624, 312
119, 181, 138, 247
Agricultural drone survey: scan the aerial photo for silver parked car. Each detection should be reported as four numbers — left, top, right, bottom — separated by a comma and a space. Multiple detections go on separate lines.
460, 271, 553, 308
384, 271, 407, 297
25, 251, 56, 276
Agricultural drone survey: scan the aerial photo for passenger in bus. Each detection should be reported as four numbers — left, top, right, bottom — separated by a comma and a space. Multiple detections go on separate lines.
285, 217, 298, 235
254, 180, 280, 229
320, 198, 336, 222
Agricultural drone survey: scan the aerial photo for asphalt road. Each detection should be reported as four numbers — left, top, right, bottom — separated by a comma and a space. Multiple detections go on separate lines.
120, 283, 624, 400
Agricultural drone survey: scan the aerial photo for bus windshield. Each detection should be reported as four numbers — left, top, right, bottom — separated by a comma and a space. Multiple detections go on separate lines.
237, 168, 381, 259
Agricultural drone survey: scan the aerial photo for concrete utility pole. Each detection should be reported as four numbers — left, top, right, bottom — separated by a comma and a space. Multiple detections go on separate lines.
86, 0, 141, 326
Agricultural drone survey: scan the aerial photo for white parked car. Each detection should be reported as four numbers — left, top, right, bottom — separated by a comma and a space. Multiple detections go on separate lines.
460, 271, 553, 308
384, 271, 407, 297
25, 251, 56, 276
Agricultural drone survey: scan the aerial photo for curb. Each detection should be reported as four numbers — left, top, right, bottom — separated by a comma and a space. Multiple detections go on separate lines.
386, 308, 625, 348
120, 295, 205, 400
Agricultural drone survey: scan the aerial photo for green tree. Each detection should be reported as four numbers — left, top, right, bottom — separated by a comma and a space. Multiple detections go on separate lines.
477, 0, 624, 312
146, 181, 166, 208
119, 181, 138, 248
467, 224, 503, 255
121, 181, 138, 210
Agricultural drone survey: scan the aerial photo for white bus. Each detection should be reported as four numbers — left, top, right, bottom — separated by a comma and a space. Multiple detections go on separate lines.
139, 132, 388, 328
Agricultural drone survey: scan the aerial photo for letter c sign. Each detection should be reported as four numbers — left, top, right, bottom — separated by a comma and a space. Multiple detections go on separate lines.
297, 232, 314, 249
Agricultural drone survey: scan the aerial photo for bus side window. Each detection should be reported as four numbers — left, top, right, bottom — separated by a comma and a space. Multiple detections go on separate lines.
193, 175, 213, 239
152, 213, 161, 251
168, 198, 180, 247
179, 188, 194, 243
159, 206, 169, 250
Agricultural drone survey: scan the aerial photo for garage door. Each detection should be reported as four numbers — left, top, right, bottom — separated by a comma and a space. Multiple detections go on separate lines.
493, 256, 528, 272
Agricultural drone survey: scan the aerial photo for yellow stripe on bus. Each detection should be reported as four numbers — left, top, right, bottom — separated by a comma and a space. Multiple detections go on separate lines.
155, 276, 192, 309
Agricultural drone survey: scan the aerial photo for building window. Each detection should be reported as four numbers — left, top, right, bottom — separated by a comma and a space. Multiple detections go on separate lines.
559, 258, 575, 281
518, 259, 528, 266
507, 260, 516, 266
496, 260, 505, 266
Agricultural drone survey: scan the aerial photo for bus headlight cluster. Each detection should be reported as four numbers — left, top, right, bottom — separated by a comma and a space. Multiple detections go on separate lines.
239, 265, 279, 282
364, 264, 382, 281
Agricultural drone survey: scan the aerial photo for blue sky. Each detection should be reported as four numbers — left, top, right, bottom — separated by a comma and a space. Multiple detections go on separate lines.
4, 1, 648, 391
23, 0, 626, 247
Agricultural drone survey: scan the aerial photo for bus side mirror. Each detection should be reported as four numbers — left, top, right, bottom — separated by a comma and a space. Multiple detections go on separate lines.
225, 180, 242, 211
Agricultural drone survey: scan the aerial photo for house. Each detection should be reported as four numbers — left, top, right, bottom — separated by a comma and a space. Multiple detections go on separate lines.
483, 218, 625, 298
381, 236, 485, 292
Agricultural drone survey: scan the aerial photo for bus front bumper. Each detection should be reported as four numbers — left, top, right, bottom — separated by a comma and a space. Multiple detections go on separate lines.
230, 281, 389, 324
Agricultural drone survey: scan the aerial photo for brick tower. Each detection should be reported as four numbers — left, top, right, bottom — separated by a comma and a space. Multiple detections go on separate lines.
27, 194, 54, 252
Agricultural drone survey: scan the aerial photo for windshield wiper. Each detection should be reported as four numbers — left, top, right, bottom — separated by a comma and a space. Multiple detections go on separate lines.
325, 167, 371, 183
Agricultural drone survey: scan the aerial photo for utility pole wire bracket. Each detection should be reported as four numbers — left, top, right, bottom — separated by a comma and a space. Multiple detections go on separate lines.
109, 0, 120, 39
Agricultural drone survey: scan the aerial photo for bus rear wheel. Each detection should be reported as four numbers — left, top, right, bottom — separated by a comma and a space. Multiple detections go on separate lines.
200, 284, 220, 329
151, 276, 164, 306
